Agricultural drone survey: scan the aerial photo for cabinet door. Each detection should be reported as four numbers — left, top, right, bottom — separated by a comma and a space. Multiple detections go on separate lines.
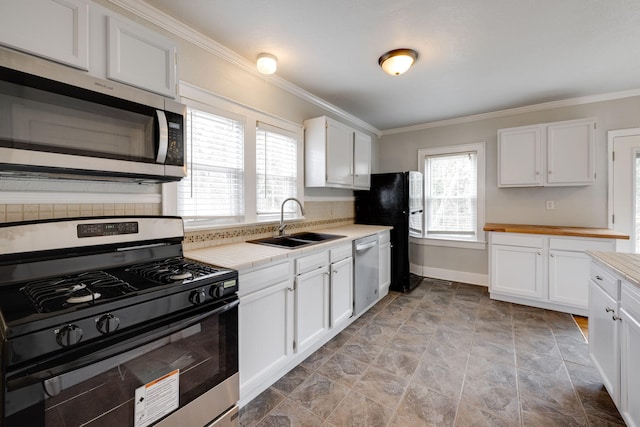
498, 125, 543, 187
548, 249, 591, 308
325, 119, 354, 187
621, 308, 640, 427
589, 280, 620, 403
295, 267, 330, 352
0, 0, 89, 70
239, 280, 293, 392
106, 15, 177, 97
546, 119, 595, 186
331, 257, 353, 328
353, 131, 371, 189
490, 244, 544, 298
379, 242, 391, 297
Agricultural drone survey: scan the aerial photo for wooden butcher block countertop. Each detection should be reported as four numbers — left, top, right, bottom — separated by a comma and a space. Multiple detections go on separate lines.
483, 223, 629, 240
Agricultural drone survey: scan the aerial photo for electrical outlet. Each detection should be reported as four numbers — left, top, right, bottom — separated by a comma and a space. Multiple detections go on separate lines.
546, 200, 555, 210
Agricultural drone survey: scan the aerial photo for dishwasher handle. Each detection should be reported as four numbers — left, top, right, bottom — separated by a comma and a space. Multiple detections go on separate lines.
355, 241, 377, 251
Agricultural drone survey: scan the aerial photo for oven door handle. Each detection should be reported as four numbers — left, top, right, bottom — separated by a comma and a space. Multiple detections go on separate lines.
5, 297, 239, 392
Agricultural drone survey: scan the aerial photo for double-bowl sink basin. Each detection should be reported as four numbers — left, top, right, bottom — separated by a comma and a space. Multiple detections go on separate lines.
248, 232, 345, 249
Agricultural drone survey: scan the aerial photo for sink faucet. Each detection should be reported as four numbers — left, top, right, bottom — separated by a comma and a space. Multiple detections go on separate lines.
279, 197, 305, 236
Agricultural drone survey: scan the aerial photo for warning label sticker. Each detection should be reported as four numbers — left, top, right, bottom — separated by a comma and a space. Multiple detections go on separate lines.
134, 369, 180, 427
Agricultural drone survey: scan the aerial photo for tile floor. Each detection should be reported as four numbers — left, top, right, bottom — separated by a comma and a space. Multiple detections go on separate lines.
238, 278, 625, 426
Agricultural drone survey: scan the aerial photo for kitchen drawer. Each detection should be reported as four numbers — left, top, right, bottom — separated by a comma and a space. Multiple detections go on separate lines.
491, 232, 544, 248
550, 237, 614, 252
330, 244, 352, 263
591, 262, 620, 300
296, 251, 329, 275
239, 260, 291, 296
622, 280, 640, 321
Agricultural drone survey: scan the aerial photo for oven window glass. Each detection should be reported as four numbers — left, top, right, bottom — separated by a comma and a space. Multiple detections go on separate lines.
25, 306, 238, 427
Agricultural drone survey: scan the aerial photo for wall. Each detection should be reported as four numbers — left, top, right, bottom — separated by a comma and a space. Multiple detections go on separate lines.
0, 0, 376, 232
380, 95, 640, 282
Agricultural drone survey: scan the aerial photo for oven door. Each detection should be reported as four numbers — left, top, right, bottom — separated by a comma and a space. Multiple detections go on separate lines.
3, 297, 238, 427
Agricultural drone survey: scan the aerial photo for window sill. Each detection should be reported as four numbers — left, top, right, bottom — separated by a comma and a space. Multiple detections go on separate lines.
409, 236, 486, 250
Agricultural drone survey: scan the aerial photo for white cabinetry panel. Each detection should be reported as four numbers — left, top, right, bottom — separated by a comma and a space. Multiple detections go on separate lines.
106, 15, 176, 97
0, 0, 90, 70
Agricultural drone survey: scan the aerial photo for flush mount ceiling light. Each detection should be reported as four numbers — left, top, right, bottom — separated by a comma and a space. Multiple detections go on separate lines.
256, 53, 277, 75
378, 48, 418, 76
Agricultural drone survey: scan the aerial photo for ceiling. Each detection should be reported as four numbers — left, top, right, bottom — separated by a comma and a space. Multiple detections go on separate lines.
143, 0, 640, 131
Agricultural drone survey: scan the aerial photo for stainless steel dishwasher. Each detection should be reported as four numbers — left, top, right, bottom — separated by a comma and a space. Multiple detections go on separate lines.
353, 234, 379, 316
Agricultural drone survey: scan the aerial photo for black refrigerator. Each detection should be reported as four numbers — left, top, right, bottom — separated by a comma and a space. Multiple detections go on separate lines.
355, 171, 423, 293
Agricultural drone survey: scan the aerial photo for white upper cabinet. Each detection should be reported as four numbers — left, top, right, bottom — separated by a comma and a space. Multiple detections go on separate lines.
304, 116, 372, 190
353, 130, 372, 189
498, 118, 596, 187
0, 0, 90, 70
0, 0, 177, 98
106, 15, 177, 97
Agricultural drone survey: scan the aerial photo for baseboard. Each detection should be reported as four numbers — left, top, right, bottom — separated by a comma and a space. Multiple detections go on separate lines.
411, 263, 488, 287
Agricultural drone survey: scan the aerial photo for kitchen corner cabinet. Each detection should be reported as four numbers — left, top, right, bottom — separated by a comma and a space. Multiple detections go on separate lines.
488, 232, 615, 315
0, 0, 90, 70
498, 118, 596, 187
379, 230, 391, 298
304, 116, 371, 190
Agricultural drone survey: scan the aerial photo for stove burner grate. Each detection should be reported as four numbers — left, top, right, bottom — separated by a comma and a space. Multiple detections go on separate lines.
22, 271, 136, 313
126, 257, 222, 285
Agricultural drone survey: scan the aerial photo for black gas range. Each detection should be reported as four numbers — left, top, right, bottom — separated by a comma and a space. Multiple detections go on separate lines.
0, 216, 239, 427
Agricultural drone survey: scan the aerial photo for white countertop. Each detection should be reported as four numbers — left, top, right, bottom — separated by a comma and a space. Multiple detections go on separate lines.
588, 251, 640, 288
185, 224, 392, 271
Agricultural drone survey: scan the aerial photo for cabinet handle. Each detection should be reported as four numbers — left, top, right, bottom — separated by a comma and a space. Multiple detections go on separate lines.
605, 307, 615, 313
537, 251, 542, 255
612, 315, 622, 322
548, 170, 552, 174
595, 275, 603, 281
536, 171, 540, 175
550, 254, 555, 258
333, 269, 338, 274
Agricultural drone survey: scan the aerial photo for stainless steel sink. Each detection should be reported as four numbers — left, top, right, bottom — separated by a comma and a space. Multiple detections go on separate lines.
248, 232, 345, 249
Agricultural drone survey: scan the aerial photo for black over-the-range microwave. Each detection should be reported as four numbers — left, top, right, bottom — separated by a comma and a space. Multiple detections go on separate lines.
0, 48, 186, 182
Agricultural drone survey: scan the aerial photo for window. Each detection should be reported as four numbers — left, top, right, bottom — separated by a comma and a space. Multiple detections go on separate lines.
166, 82, 304, 228
178, 108, 244, 220
418, 142, 485, 246
256, 123, 298, 217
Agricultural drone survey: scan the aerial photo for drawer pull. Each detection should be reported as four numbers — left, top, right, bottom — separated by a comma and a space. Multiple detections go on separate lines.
613, 315, 622, 322
605, 307, 615, 313
596, 275, 603, 281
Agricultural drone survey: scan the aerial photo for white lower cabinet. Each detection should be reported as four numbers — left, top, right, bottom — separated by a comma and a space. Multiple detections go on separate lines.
588, 265, 620, 403
489, 232, 615, 315
621, 280, 640, 427
379, 231, 391, 298
238, 261, 293, 396
294, 251, 330, 353
330, 244, 353, 328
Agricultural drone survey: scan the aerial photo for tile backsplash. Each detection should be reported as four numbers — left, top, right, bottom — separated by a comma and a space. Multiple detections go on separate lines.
182, 200, 355, 250
0, 200, 355, 250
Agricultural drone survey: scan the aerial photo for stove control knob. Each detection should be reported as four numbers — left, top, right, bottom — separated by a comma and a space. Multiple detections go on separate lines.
56, 324, 83, 347
96, 314, 120, 334
210, 284, 224, 298
189, 289, 207, 305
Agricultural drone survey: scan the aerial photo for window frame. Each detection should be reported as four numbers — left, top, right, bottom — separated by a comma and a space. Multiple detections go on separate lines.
417, 142, 486, 249
162, 82, 304, 230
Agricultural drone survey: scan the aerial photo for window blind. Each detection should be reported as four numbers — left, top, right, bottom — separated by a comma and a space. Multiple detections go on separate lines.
425, 151, 477, 236
256, 124, 298, 215
178, 108, 244, 218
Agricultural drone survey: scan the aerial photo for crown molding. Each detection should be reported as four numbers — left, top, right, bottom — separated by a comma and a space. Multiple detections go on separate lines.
382, 88, 640, 135
108, 0, 381, 137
